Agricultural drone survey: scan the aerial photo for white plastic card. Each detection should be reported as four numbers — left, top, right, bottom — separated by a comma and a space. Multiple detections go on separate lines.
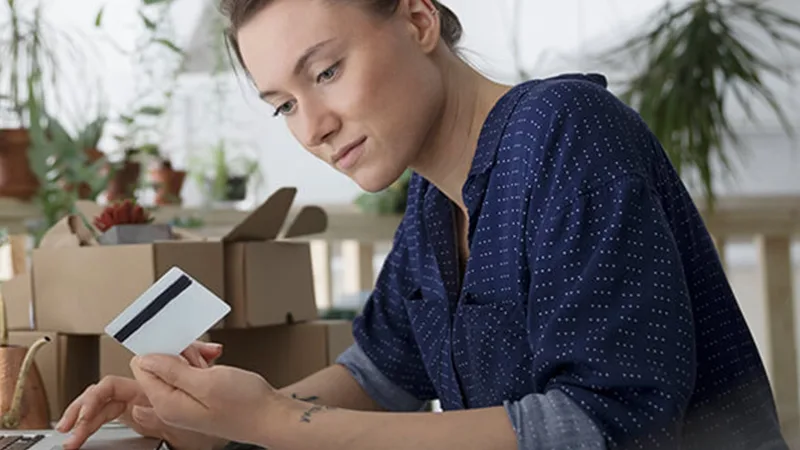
105, 266, 230, 356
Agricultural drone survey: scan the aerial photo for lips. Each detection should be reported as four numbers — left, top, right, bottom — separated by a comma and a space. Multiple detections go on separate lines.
332, 136, 367, 165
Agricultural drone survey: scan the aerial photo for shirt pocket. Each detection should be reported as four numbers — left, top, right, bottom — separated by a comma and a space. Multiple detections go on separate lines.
458, 292, 527, 329
455, 296, 532, 406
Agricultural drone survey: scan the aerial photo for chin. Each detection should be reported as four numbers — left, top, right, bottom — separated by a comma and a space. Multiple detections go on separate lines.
351, 166, 405, 193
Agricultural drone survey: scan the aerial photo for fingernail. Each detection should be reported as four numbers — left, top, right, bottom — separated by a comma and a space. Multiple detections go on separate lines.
134, 356, 153, 371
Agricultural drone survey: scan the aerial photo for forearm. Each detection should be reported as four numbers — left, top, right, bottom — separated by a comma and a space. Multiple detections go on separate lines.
260, 399, 517, 450
277, 364, 384, 411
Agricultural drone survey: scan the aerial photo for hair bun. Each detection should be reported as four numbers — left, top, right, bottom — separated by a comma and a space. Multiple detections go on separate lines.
432, 1, 462, 48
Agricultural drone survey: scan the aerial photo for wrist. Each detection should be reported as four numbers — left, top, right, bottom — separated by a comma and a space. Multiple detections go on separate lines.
253, 389, 297, 447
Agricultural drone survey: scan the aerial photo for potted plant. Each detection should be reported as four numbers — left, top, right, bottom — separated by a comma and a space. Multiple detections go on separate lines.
591, 0, 800, 208
149, 156, 186, 206
0, 0, 60, 200
94, 0, 185, 204
93, 198, 172, 245
189, 140, 261, 206
105, 148, 143, 202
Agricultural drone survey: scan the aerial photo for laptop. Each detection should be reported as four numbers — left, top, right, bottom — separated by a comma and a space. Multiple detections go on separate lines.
0, 423, 161, 449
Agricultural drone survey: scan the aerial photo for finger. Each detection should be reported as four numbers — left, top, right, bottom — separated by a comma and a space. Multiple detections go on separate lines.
181, 345, 208, 369
62, 401, 127, 450
197, 342, 223, 363
56, 384, 94, 432
133, 355, 206, 398
58, 377, 141, 432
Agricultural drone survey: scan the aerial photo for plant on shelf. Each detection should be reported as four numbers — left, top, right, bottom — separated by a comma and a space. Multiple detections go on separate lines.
0, 0, 90, 201
95, 0, 186, 204
149, 155, 187, 206
189, 139, 262, 205
592, 0, 800, 208
354, 169, 412, 215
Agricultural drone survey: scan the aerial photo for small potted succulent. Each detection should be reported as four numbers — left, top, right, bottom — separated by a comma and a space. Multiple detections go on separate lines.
93, 199, 172, 245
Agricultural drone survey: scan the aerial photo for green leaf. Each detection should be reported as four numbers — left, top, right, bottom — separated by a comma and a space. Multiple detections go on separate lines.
137, 105, 164, 116
139, 11, 156, 30
154, 38, 183, 55
94, 6, 105, 27
142, 0, 171, 4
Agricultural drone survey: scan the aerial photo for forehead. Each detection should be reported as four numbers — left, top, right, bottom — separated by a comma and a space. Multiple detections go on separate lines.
237, 0, 374, 89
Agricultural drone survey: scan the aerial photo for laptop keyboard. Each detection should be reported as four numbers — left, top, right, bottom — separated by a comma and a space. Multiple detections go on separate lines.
0, 435, 44, 449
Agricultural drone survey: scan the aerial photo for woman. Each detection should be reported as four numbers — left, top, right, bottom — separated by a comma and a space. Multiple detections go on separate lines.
57, 0, 787, 449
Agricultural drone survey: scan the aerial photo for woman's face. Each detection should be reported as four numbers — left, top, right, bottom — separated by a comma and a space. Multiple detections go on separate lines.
237, 0, 445, 192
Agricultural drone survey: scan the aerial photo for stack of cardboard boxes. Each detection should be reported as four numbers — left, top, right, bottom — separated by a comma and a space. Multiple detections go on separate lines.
0, 187, 355, 423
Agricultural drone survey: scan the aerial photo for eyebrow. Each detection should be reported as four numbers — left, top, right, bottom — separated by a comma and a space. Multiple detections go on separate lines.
259, 38, 336, 100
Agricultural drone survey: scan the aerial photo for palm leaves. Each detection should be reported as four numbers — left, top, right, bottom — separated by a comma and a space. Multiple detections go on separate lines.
598, 0, 800, 208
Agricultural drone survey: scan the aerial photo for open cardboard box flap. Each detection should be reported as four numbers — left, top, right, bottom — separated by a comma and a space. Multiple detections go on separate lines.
222, 187, 327, 242
38, 214, 98, 248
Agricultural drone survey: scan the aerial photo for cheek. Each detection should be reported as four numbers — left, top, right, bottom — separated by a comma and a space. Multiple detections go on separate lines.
336, 52, 439, 145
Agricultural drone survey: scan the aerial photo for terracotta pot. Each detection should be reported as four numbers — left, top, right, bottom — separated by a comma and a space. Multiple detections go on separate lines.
0, 129, 40, 201
0, 339, 51, 430
105, 160, 141, 202
149, 163, 185, 205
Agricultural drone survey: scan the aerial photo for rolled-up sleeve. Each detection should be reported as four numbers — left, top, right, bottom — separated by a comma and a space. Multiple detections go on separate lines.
336, 343, 426, 412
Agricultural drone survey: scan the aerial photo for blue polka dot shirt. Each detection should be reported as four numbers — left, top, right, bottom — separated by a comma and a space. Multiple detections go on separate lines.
349, 73, 787, 449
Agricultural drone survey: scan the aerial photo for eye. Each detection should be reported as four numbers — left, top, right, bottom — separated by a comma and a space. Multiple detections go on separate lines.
316, 61, 341, 84
272, 100, 296, 117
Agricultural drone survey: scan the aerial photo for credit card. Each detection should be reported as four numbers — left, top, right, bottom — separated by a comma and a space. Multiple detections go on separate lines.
105, 266, 231, 356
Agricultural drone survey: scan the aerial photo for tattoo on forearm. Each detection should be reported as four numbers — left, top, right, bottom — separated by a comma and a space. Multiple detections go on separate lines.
291, 393, 320, 403
299, 405, 336, 423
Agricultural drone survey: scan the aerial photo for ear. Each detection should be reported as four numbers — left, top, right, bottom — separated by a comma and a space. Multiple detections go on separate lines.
398, 0, 441, 53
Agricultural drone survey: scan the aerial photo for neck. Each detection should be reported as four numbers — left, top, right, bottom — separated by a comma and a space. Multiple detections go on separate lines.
410, 53, 510, 212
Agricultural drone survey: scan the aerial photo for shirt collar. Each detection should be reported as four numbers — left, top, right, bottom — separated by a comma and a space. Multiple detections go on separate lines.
467, 81, 533, 177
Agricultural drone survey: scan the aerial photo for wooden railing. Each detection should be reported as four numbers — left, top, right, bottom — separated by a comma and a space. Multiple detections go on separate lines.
0, 195, 799, 441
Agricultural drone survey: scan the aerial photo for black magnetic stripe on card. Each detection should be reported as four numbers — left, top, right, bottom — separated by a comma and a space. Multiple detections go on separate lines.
114, 274, 193, 343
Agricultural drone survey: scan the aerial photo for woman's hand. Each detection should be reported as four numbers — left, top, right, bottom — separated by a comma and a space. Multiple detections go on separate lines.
130, 353, 284, 446
57, 341, 227, 450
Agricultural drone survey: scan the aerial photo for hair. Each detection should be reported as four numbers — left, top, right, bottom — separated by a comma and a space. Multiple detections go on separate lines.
219, 0, 463, 71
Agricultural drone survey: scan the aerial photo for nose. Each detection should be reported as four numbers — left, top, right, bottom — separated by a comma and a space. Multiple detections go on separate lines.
298, 99, 340, 149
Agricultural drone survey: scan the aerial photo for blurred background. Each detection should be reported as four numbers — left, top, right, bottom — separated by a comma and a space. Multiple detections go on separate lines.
2, 0, 800, 443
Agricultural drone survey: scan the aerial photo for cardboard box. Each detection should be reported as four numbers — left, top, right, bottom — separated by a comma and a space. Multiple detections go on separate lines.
31, 212, 225, 334
100, 335, 135, 379
209, 320, 353, 388
221, 187, 327, 328
8, 331, 99, 421
1, 272, 34, 330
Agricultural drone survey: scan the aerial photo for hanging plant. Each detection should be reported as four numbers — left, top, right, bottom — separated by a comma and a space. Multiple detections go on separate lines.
595, 0, 800, 208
